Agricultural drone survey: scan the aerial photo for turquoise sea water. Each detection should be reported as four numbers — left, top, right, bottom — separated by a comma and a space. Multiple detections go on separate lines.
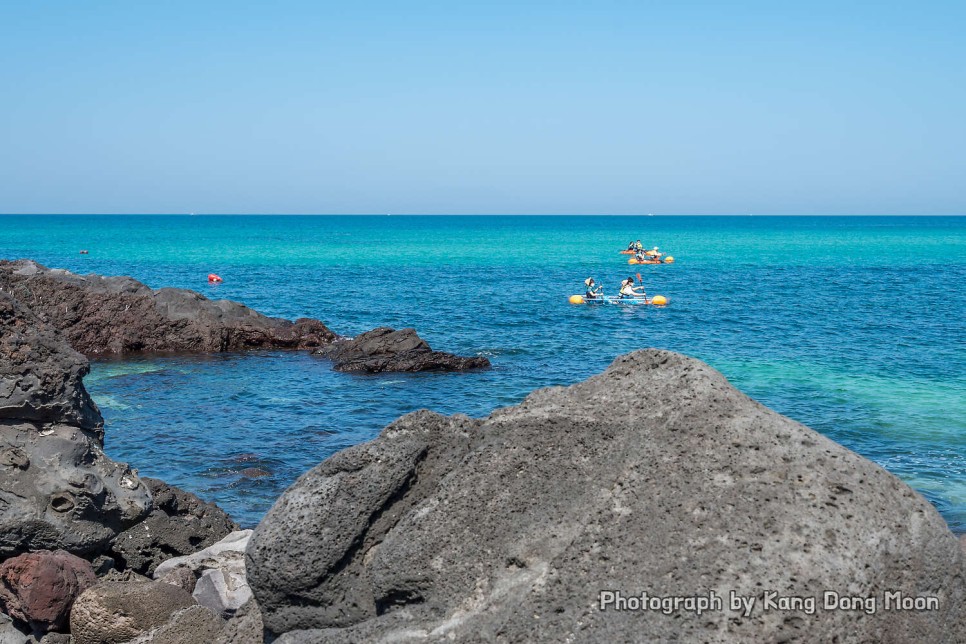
1, 215, 963, 531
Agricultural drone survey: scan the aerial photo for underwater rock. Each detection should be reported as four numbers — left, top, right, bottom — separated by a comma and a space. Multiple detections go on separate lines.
248, 349, 965, 642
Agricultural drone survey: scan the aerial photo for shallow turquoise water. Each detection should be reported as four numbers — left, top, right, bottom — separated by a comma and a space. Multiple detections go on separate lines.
2, 215, 963, 530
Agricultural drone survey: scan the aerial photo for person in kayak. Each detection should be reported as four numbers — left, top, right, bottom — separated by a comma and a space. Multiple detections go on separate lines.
633, 240, 644, 251
619, 277, 647, 299
626, 241, 636, 251
584, 277, 603, 299
645, 246, 662, 258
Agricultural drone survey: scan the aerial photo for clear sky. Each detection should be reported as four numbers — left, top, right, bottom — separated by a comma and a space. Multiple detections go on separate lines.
1, 1, 963, 214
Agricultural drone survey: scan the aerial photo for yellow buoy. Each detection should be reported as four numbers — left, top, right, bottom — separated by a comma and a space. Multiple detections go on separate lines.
664, 256, 674, 263
651, 295, 668, 305
628, 258, 639, 264
568, 295, 585, 304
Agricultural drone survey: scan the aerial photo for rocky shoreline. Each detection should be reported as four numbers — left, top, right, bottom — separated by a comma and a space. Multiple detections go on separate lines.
0, 260, 490, 373
0, 260, 963, 642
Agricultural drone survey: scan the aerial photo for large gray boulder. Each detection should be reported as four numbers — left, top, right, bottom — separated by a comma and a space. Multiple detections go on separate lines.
0, 260, 335, 356
248, 349, 965, 642
0, 293, 152, 557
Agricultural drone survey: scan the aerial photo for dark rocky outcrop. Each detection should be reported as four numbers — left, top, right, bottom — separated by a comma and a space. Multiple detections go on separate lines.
248, 349, 965, 643
315, 327, 490, 373
109, 478, 238, 576
0, 292, 101, 437
0, 550, 96, 634
0, 260, 335, 356
0, 292, 153, 558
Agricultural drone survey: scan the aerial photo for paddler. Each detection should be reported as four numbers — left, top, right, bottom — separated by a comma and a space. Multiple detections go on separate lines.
633, 239, 644, 251
619, 277, 647, 299
584, 277, 603, 299
645, 246, 662, 258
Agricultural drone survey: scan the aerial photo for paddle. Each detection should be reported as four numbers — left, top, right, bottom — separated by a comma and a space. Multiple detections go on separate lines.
636, 272, 649, 304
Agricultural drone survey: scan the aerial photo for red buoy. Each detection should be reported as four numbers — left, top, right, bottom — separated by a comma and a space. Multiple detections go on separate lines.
207, 273, 223, 283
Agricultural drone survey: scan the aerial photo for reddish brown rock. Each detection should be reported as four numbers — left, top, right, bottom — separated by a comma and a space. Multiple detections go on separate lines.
0, 260, 335, 356
0, 549, 97, 633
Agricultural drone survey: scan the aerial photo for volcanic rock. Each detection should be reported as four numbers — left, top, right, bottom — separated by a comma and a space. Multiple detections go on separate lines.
315, 327, 490, 372
0, 260, 335, 356
0, 293, 152, 558
247, 349, 965, 642
154, 530, 252, 618
0, 550, 96, 633
110, 478, 238, 576
0, 291, 101, 436
0, 612, 28, 644
126, 605, 226, 644
213, 598, 264, 644
69, 581, 195, 644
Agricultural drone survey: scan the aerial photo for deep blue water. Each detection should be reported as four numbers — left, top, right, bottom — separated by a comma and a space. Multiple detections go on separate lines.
1, 215, 963, 531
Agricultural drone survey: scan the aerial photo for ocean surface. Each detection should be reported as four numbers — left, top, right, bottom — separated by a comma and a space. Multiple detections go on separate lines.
1, 215, 963, 532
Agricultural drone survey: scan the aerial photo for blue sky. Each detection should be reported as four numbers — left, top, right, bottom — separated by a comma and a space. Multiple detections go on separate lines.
1, 1, 963, 214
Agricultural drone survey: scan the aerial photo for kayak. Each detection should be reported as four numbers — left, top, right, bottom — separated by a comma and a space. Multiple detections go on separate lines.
628, 256, 674, 264
569, 295, 668, 306
619, 250, 637, 254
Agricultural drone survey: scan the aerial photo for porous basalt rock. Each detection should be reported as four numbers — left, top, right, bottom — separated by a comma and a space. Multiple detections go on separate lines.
248, 349, 966, 642
314, 327, 490, 372
0, 260, 335, 356
213, 598, 264, 644
69, 581, 196, 644
126, 605, 226, 644
0, 550, 96, 634
110, 478, 238, 575
0, 293, 152, 558
0, 292, 101, 436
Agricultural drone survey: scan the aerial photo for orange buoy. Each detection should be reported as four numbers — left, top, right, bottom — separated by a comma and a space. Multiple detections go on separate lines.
664, 256, 674, 263
568, 295, 585, 304
207, 273, 223, 283
651, 295, 668, 305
